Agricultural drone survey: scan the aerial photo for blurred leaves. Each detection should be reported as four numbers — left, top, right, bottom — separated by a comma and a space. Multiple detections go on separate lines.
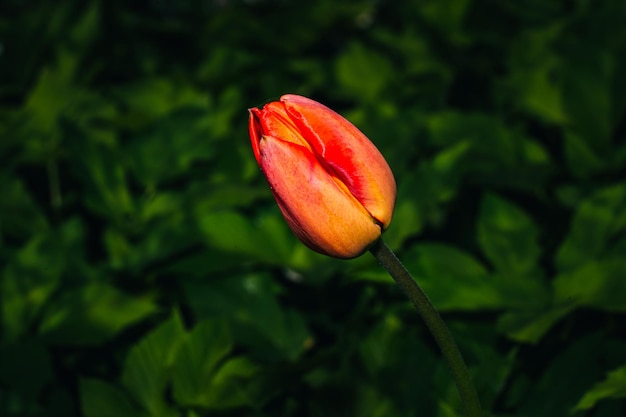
183, 273, 312, 362
514, 332, 608, 417
1, 0, 626, 416
556, 182, 626, 272
80, 313, 267, 417
478, 193, 541, 276
1, 219, 83, 342
38, 281, 158, 345
335, 42, 393, 102
120, 313, 185, 417
81, 378, 144, 417
575, 365, 626, 411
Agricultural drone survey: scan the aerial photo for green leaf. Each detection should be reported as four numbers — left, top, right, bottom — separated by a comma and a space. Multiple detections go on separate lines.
388, 142, 469, 239
190, 184, 270, 214
561, 44, 613, 151
564, 132, 607, 178
478, 193, 541, 275
417, 0, 470, 43
382, 196, 424, 249
0, 175, 47, 241
575, 365, 626, 411
1, 256, 59, 343
80, 379, 144, 417
553, 258, 626, 312
39, 282, 158, 345
73, 141, 135, 222
556, 183, 626, 272
402, 244, 499, 311
358, 314, 437, 415
425, 112, 551, 190
172, 319, 233, 407
67, 2, 100, 47
202, 357, 260, 410
126, 108, 214, 186
335, 42, 393, 101
567, 183, 626, 258
497, 306, 573, 344
183, 273, 311, 361
516, 332, 606, 417
500, 23, 568, 124
23, 49, 78, 136
1, 220, 83, 342
403, 243, 550, 313
121, 313, 185, 417
195, 210, 293, 264
114, 78, 209, 128
103, 193, 197, 273
451, 322, 517, 410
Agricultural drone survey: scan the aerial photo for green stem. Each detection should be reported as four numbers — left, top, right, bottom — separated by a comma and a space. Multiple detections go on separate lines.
369, 239, 483, 417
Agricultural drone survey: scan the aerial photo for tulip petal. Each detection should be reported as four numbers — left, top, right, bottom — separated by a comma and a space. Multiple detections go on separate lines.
280, 95, 396, 229
258, 134, 382, 258
249, 105, 311, 166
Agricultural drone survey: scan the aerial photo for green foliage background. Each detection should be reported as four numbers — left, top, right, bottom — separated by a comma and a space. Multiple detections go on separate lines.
1, 0, 626, 416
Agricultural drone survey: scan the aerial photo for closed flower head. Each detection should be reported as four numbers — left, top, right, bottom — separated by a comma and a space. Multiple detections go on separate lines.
249, 94, 396, 259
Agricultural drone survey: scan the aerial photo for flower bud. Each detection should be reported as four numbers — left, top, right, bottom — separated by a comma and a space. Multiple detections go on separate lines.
249, 94, 396, 258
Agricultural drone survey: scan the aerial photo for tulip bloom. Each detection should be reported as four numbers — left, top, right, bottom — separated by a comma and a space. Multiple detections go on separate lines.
248, 94, 396, 259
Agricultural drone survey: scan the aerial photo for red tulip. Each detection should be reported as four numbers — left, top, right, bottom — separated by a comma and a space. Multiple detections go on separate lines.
248, 94, 396, 259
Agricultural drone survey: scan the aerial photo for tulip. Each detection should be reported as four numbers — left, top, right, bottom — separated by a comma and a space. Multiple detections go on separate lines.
248, 94, 396, 259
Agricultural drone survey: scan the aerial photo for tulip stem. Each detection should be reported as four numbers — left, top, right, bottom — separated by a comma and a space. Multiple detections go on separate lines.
369, 239, 483, 417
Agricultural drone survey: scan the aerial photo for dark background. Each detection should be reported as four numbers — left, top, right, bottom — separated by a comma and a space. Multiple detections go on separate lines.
1, 0, 626, 416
